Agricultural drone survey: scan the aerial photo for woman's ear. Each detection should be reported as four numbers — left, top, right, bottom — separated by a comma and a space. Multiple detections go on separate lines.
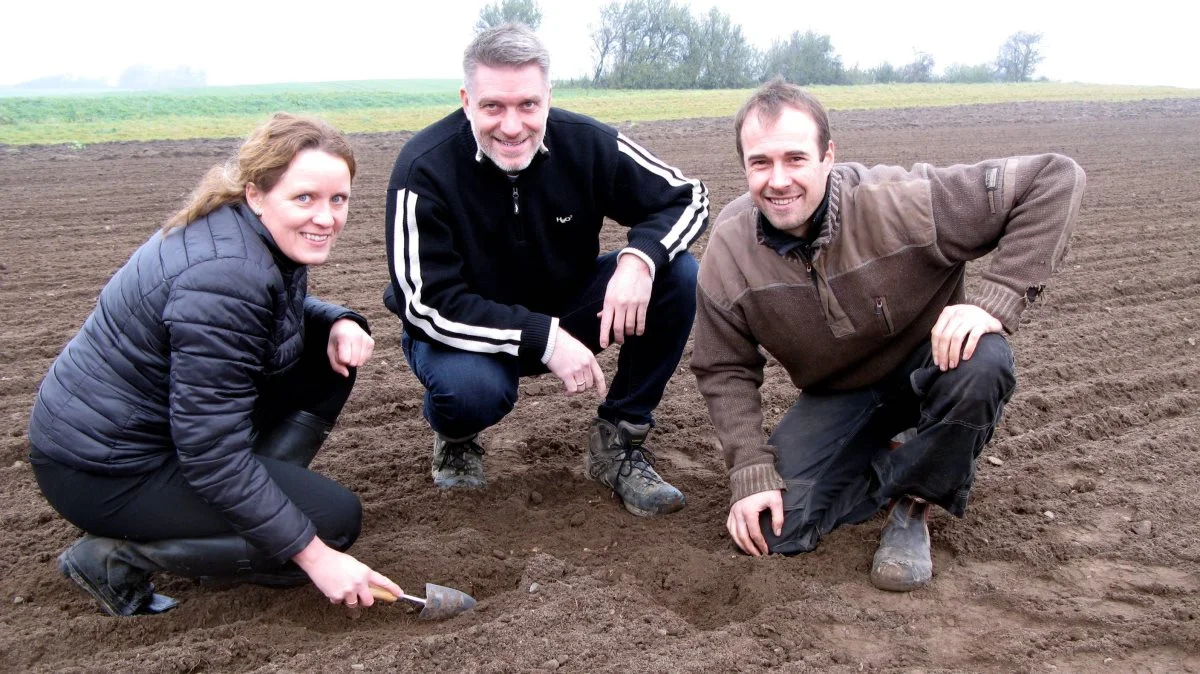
245, 183, 263, 217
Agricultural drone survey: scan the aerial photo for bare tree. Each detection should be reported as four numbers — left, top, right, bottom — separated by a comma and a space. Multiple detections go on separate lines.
687, 7, 758, 88
761, 30, 844, 85
901, 52, 935, 83
475, 0, 542, 33
995, 31, 1044, 82
589, 0, 758, 89
589, 0, 695, 88
590, 2, 624, 83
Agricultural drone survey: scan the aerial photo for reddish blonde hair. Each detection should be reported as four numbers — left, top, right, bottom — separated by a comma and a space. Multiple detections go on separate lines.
165, 113, 355, 231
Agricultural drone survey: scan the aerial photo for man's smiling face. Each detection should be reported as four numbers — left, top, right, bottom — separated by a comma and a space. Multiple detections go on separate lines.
461, 63, 551, 173
740, 105, 835, 235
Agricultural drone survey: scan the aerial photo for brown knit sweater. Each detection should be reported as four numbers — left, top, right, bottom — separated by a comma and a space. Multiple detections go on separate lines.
692, 154, 1086, 503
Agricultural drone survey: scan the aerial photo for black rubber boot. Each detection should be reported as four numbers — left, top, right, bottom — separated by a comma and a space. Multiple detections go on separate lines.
58, 535, 179, 616
253, 410, 334, 468
58, 534, 308, 617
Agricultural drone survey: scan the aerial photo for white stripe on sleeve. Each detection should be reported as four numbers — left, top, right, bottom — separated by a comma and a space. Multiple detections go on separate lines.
392, 189, 522, 355
617, 133, 709, 260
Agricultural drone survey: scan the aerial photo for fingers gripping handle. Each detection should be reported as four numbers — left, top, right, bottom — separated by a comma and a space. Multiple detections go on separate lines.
370, 586, 424, 606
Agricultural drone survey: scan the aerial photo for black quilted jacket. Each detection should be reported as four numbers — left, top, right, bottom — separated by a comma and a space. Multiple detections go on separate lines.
28, 203, 366, 563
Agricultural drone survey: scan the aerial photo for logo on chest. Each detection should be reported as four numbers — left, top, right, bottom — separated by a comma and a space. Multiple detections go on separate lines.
556, 214, 573, 224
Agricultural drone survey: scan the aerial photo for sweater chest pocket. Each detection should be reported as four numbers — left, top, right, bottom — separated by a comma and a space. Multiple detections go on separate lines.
873, 296, 896, 335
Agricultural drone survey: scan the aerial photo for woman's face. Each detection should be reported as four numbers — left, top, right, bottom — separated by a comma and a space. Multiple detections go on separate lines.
246, 149, 351, 265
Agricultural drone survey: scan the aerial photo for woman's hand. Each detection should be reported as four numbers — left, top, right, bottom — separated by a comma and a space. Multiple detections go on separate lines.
327, 318, 374, 377
292, 537, 402, 607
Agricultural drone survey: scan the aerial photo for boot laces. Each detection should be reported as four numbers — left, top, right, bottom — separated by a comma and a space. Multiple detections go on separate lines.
613, 438, 663, 484
438, 438, 485, 471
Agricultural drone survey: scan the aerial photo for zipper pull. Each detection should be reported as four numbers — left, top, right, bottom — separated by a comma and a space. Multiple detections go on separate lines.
512, 186, 520, 215
875, 298, 883, 314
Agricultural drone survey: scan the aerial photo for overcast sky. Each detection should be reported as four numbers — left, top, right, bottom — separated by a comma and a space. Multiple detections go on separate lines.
3, 0, 1195, 88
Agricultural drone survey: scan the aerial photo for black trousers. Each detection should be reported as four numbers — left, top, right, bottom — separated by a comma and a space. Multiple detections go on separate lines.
762, 334, 1017, 555
32, 336, 361, 553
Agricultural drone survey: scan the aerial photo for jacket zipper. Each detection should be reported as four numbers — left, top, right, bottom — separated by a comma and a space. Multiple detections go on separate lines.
507, 176, 526, 242
795, 245, 818, 287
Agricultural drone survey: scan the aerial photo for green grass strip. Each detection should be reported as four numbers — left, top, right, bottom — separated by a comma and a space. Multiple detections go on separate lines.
1, 82, 1196, 146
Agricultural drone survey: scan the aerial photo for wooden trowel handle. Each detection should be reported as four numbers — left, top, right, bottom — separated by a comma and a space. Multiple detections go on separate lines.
370, 586, 398, 602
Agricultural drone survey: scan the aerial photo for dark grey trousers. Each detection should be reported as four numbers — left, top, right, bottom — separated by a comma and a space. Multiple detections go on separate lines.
762, 334, 1016, 555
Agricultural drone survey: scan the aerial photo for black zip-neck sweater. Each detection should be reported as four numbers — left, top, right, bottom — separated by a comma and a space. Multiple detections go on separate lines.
384, 107, 709, 366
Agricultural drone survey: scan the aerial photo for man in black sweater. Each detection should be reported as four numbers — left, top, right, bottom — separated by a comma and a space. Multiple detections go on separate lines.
382, 23, 709, 516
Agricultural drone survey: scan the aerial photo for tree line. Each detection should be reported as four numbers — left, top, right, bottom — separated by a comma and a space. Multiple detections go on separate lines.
476, 0, 1044, 89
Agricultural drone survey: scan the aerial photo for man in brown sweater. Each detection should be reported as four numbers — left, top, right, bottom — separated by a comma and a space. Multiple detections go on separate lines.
691, 79, 1086, 591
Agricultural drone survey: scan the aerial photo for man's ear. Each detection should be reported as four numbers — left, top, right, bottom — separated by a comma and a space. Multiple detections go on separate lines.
823, 140, 837, 165
460, 85, 470, 113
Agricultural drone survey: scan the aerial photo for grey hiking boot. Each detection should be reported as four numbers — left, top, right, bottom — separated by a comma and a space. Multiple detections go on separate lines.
585, 417, 685, 517
870, 496, 933, 592
432, 432, 486, 489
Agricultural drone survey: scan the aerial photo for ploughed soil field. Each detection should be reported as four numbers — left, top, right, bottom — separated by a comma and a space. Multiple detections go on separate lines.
2, 98, 1199, 673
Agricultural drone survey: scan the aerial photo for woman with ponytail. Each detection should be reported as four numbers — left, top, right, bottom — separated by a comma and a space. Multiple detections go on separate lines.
28, 113, 403, 616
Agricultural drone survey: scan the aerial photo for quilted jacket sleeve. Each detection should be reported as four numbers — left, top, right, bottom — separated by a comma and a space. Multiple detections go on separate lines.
164, 257, 316, 564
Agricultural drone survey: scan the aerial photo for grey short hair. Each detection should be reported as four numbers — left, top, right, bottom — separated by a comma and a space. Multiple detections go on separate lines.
463, 23, 550, 90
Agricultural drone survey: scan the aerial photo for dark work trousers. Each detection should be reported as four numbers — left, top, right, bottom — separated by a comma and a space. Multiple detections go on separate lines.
762, 333, 1016, 555
31, 335, 361, 553
402, 251, 698, 439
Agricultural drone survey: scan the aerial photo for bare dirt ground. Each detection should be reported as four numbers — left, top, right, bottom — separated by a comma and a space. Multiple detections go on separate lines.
1, 99, 1199, 673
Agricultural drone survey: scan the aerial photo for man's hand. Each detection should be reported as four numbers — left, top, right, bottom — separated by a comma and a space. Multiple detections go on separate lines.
327, 318, 375, 377
546, 328, 607, 397
727, 489, 784, 557
598, 254, 652, 348
931, 304, 1003, 371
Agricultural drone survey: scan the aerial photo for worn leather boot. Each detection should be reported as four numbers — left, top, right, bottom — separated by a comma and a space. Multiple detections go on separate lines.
431, 432, 486, 489
58, 534, 308, 616
58, 535, 179, 616
253, 410, 334, 468
870, 496, 933, 591
586, 417, 685, 517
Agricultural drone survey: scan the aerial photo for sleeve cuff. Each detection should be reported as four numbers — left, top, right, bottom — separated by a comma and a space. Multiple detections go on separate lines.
624, 239, 669, 274
519, 312, 554, 363
332, 309, 371, 335
618, 248, 657, 282
540, 317, 560, 364
729, 461, 787, 504
272, 523, 318, 566
969, 282, 1025, 334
